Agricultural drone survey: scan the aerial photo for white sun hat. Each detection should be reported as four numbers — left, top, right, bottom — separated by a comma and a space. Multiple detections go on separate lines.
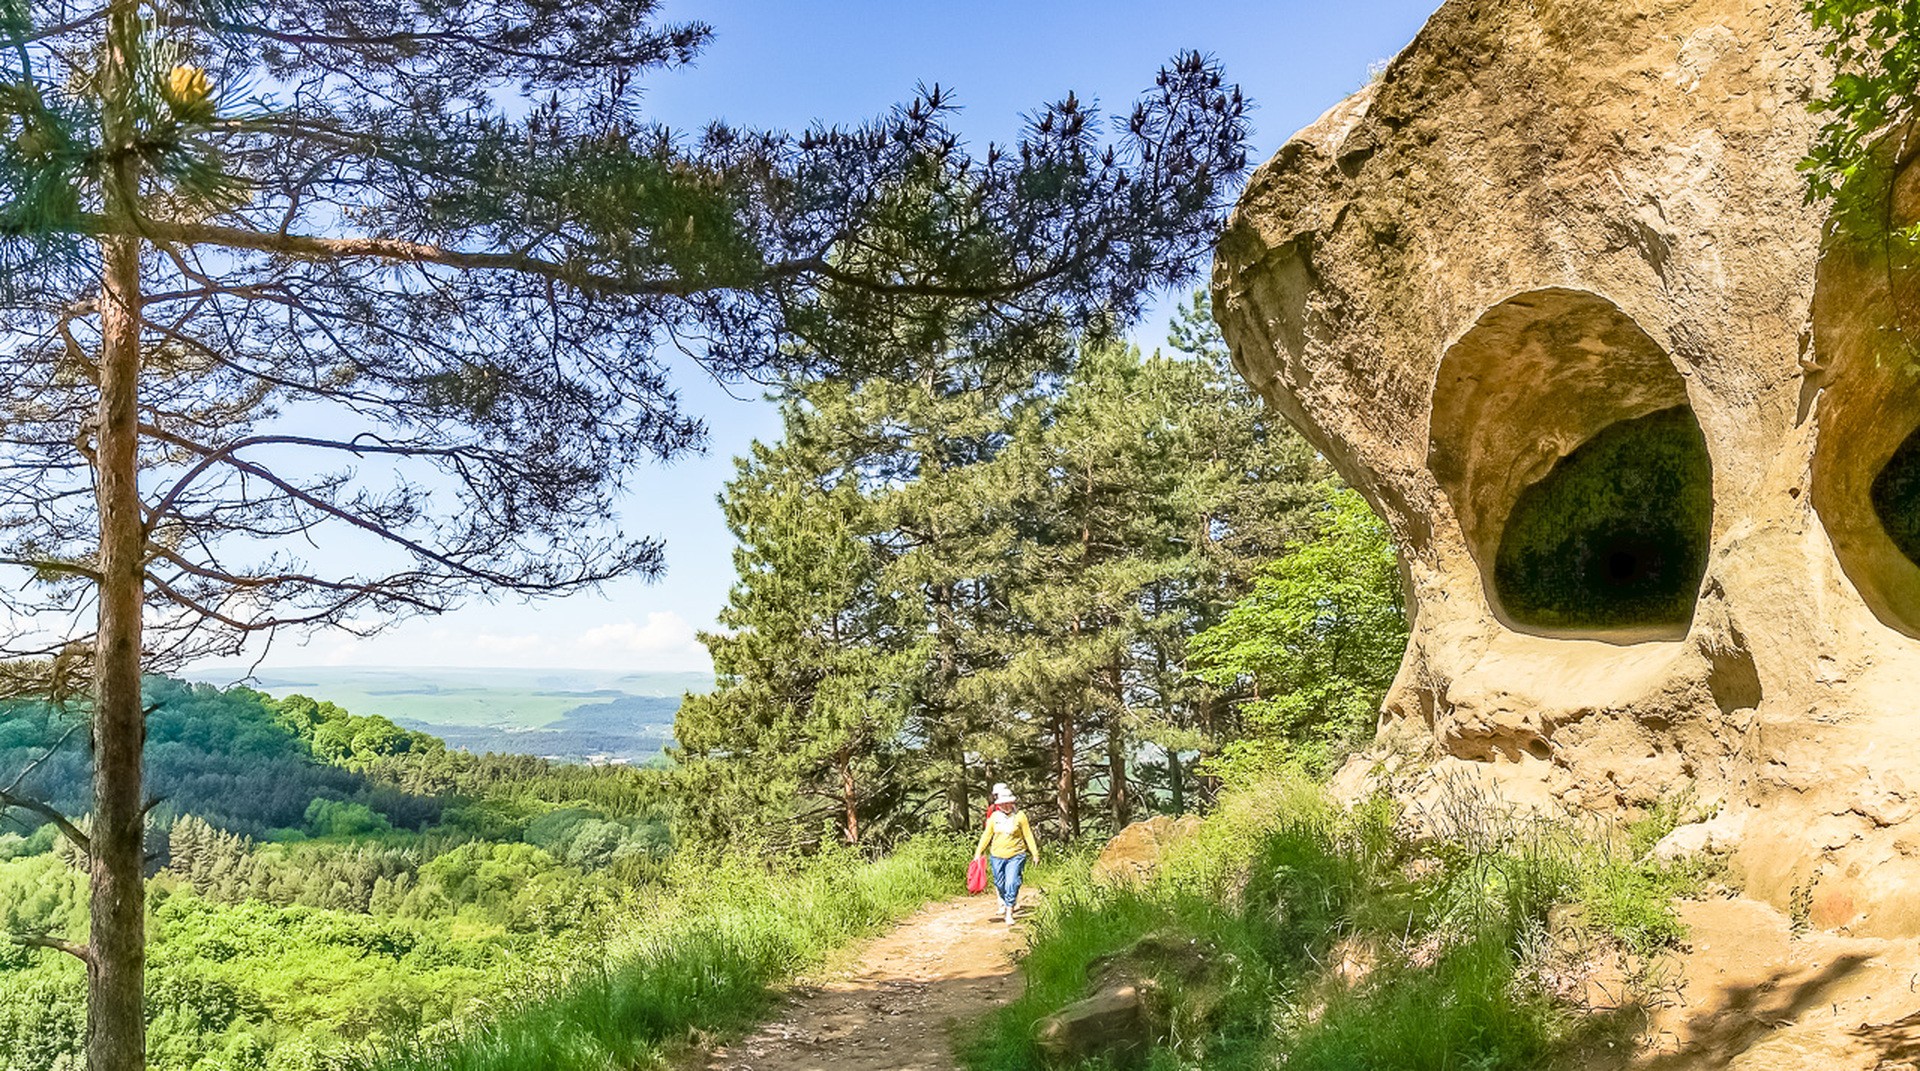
992, 784, 1016, 804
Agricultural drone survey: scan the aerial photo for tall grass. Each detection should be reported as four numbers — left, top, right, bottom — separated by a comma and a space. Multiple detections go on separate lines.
966, 775, 1701, 1071
369, 835, 968, 1071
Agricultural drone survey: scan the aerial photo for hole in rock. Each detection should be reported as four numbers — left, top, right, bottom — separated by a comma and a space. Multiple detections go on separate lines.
1429, 288, 1713, 641
1807, 149, 1920, 639
1872, 424, 1920, 569
1492, 406, 1713, 634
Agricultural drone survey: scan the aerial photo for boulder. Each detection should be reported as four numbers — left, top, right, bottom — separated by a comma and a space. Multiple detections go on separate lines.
1033, 985, 1147, 1068
1091, 814, 1202, 883
1212, 0, 1920, 937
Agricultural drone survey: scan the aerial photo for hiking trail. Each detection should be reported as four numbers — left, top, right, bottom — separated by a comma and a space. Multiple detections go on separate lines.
704, 893, 1029, 1071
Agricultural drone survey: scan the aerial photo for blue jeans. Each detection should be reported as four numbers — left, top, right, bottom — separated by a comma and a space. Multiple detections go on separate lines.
990, 852, 1028, 909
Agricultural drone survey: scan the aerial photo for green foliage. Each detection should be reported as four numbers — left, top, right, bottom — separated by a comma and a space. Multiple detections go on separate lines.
303, 801, 392, 839
679, 295, 1335, 848
1804, 0, 1920, 245
1188, 488, 1406, 776
966, 777, 1699, 1071
0, 752, 937, 1071
1802, 0, 1920, 378
1493, 407, 1713, 632
0, 672, 709, 1070
0, 678, 441, 841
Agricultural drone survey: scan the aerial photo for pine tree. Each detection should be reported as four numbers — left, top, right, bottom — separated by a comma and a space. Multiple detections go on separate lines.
675, 397, 922, 848
681, 295, 1338, 843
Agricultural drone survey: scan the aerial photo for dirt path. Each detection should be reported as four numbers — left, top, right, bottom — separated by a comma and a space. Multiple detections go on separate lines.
705, 893, 1030, 1071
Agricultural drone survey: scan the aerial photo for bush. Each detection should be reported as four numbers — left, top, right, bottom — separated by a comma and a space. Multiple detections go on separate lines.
305, 800, 393, 838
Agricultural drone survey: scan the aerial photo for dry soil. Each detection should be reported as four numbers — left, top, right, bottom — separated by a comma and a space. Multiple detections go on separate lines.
703, 892, 1028, 1071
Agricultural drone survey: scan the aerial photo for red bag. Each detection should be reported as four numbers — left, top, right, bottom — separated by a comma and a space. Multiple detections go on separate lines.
966, 856, 989, 895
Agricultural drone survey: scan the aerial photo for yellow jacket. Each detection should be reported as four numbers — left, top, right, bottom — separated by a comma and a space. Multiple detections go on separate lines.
976, 809, 1039, 860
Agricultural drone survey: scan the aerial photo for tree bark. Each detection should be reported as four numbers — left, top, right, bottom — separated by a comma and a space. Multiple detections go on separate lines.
91, 6, 148, 1066
1055, 709, 1079, 840
838, 749, 859, 846
90, 230, 147, 1071
931, 580, 969, 833
1105, 660, 1128, 831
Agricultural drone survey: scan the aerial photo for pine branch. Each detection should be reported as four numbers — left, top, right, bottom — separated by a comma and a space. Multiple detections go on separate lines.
102, 217, 775, 297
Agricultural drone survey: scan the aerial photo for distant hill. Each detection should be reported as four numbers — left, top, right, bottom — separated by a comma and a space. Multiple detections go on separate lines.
183, 666, 712, 764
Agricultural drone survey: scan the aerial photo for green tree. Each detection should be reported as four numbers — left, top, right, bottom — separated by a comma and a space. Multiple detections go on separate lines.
1188, 488, 1408, 778
0, 4, 1250, 1063
676, 411, 922, 848
679, 297, 1332, 843
974, 343, 1183, 836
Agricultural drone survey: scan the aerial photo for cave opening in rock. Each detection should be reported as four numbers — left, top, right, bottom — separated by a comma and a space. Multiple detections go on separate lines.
1872, 424, 1920, 569
1492, 406, 1713, 632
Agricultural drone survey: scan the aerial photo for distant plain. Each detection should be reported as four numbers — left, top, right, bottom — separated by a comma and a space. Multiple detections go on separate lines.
183, 665, 711, 764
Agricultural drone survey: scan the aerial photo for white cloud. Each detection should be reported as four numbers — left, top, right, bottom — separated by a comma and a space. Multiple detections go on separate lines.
470, 632, 549, 656
577, 612, 708, 670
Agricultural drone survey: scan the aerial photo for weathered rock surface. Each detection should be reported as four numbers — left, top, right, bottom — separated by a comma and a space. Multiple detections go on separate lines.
1033, 985, 1147, 1068
1034, 933, 1227, 1068
1213, 0, 1920, 936
1092, 814, 1203, 883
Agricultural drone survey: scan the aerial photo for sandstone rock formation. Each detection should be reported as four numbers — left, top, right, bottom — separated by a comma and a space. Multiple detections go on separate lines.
1212, 0, 1920, 935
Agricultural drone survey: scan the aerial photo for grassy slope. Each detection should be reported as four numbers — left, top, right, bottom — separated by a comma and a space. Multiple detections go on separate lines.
371, 835, 970, 1071
967, 776, 1705, 1071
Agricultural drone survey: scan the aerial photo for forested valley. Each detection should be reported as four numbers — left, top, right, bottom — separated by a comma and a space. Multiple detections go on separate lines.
0, 676, 677, 1067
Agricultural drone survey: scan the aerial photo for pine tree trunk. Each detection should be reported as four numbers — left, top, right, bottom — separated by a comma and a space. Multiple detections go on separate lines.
1167, 750, 1185, 815
91, 6, 148, 1062
950, 744, 970, 833
1056, 710, 1079, 840
931, 581, 969, 833
838, 750, 859, 845
90, 229, 147, 1071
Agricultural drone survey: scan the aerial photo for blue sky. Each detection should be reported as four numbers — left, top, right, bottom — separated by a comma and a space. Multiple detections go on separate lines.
196, 0, 1438, 677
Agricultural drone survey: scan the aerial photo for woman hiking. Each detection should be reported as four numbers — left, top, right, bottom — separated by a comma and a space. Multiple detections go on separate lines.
974, 783, 1040, 925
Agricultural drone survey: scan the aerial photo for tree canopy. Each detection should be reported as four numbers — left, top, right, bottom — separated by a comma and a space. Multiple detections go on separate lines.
675, 296, 1341, 849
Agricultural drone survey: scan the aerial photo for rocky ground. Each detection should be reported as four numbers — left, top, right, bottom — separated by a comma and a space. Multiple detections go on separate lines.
1586, 898, 1920, 1070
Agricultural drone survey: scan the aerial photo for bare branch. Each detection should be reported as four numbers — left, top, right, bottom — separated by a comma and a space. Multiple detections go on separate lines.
6, 931, 92, 964
0, 789, 90, 853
